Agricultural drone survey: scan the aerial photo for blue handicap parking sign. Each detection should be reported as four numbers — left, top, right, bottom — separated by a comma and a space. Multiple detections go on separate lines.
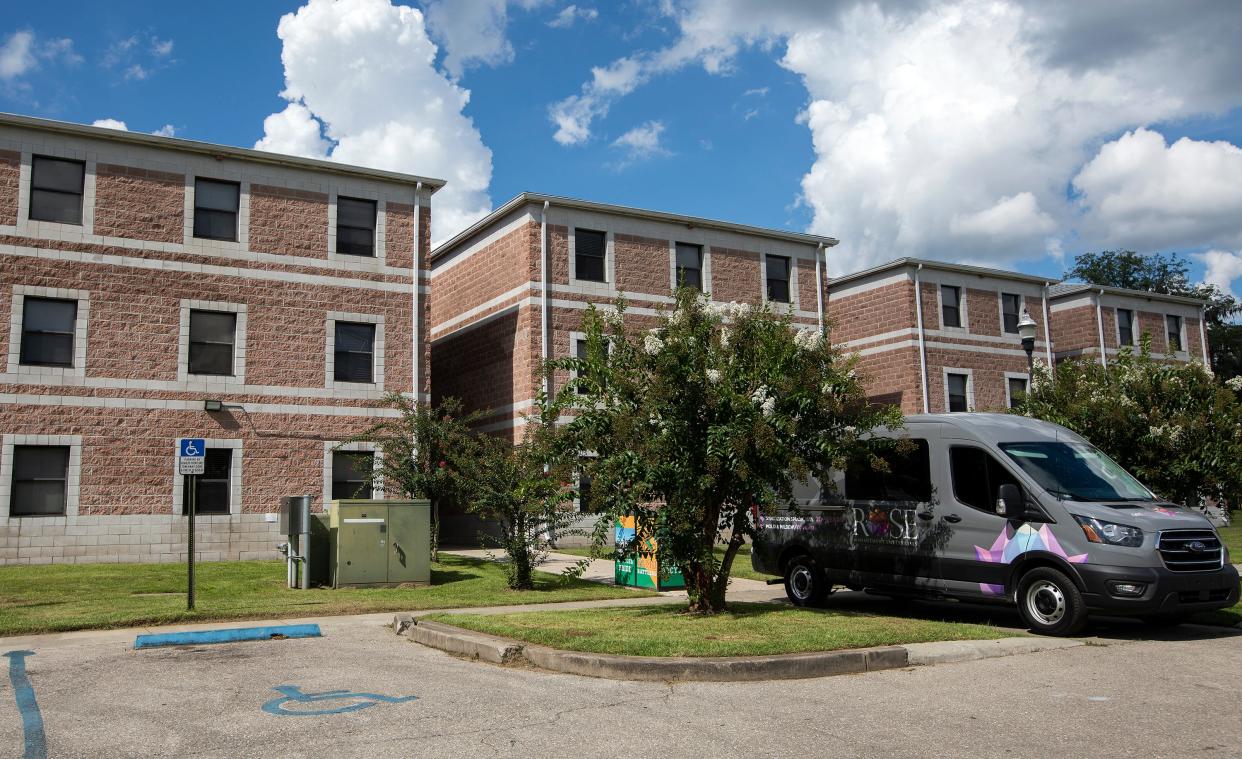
180, 439, 205, 458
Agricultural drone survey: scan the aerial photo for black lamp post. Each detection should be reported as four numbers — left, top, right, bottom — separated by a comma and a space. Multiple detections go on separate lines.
1017, 309, 1038, 382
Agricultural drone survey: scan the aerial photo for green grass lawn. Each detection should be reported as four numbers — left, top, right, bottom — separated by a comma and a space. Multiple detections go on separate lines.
552, 544, 778, 583
426, 602, 1013, 657
0, 554, 655, 637
1218, 523, 1241, 561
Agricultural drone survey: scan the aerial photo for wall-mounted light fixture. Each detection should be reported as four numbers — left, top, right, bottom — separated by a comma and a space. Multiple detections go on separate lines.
204, 399, 224, 412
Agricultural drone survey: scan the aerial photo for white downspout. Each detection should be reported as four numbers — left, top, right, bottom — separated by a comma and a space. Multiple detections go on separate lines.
913, 264, 930, 414
412, 182, 422, 401
540, 200, 550, 399
1041, 282, 1053, 370
1200, 305, 1211, 371
814, 242, 825, 334
1095, 289, 1108, 368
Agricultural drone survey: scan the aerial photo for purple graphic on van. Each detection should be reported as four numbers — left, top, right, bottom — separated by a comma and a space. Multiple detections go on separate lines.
975, 524, 1088, 595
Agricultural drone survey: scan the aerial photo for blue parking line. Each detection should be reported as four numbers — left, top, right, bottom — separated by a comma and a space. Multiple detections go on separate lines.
4, 650, 47, 759
133, 624, 322, 649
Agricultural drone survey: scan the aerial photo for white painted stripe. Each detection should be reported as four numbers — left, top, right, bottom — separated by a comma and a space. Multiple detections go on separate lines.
0, 373, 390, 400
851, 339, 1040, 359
0, 392, 401, 417
342, 518, 385, 524
838, 328, 1048, 351
1, 242, 414, 293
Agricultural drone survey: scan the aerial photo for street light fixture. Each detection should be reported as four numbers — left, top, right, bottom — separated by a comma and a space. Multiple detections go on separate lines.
1017, 309, 1038, 382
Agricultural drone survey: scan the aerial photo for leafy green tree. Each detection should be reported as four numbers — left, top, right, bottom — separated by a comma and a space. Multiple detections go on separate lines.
1014, 339, 1242, 512
341, 395, 482, 561
1064, 250, 1241, 378
557, 290, 901, 614
465, 398, 581, 590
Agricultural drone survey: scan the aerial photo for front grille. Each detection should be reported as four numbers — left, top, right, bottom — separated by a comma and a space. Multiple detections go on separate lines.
1178, 589, 1232, 604
1158, 529, 1224, 572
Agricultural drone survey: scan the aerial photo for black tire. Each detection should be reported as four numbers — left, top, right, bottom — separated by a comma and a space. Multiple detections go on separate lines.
1141, 613, 1191, 628
1016, 567, 1087, 636
784, 555, 829, 607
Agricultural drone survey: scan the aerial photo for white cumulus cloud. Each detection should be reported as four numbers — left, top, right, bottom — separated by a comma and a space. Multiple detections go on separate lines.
91, 118, 128, 130
423, 0, 549, 79
1, 30, 80, 82
255, 0, 494, 244
1196, 250, 1242, 301
548, 5, 598, 29
610, 120, 669, 166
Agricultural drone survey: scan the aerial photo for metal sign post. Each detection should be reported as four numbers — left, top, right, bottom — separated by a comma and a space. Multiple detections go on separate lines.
178, 439, 205, 611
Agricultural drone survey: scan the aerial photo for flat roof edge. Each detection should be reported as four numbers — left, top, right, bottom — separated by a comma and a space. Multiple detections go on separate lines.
431, 192, 838, 260
828, 257, 1055, 288
0, 112, 446, 190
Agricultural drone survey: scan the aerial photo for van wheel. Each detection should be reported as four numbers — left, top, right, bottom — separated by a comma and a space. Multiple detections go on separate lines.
1016, 567, 1086, 636
784, 555, 828, 607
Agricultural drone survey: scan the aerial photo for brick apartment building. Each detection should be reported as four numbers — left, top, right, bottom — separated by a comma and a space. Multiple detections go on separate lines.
429, 192, 834, 540
0, 113, 438, 565
827, 258, 1209, 415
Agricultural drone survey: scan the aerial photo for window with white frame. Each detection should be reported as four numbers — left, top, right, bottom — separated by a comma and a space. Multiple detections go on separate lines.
675, 243, 703, 291
193, 178, 241, 242
336, 196, 378, 257
574, 228, 608, 283
29, 155, 86, 225
1, 434, 82, 519
766, 255, 791, 303
332, 451, 376, 500
1116, 308, 1135, 347
945, 371, 971, 412
179, 301, 246, 383
1166, 314, 1183, 352
1000, 293, 1022, 334
7, 286, 90, 377
1006, 375, 1029, 409
326, 312, 384, 388
941, 286, 963, 329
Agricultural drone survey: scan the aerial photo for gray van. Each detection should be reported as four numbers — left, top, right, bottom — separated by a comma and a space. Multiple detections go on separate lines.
751, 413, 1239, 635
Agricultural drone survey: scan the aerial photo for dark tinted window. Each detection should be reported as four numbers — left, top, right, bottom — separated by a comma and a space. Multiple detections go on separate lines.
332, 451, 375, 500
766, 255, 790, 303
1008, 377, 1028, 409
1117, 309, 1134, 346
941, 285, 961, 328
183, 448, 231, 515
578, 469, 594, 512
575, 229, 606, 282
844, 440, 932, 502
947, 373, 969, 412
20, 297, 77, 367
1166, 315, 1182, 352
188, 310, 237, 376
334, 321, 376, 383
193, 179, 240, 241
675, 243, 702, 291
950, 446, 1020, 513
30, 156, 85, 225
11, 446, 69, 516
336, 197, 377, 257
1001, 293, 1021, 333
574, 338, 589, 395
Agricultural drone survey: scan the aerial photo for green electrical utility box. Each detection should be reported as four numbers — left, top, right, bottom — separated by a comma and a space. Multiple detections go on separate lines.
328, 499, 431, 588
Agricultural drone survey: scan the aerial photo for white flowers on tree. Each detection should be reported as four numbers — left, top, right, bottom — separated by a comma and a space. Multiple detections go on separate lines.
643, 332, 664, 355
1229, 376, 1242, 392
750, 386, 777, 418
706, 369, 722, 384
793, 328, 822, 351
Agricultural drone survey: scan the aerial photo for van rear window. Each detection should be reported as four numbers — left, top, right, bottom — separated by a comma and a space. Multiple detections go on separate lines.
844, 440, 931, 502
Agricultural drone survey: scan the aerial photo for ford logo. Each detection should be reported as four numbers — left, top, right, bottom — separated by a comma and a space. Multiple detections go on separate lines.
1186, 541, 1207, 553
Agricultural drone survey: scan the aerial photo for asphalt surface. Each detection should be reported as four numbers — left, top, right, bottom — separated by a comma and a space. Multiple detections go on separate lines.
2, 610, 1239, 758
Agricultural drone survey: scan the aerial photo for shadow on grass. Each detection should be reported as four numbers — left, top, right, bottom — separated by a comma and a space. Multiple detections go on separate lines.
428, 569, 479, 585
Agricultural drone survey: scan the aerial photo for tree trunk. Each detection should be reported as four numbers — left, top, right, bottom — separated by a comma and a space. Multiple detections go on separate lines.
429, 499, 441, 563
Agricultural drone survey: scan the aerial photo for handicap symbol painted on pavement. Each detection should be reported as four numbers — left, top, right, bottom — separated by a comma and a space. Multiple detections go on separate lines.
261, 685, 418, 717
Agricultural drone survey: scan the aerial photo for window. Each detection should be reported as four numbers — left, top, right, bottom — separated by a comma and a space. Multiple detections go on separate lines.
941, 285, 962, 328
20, 297, 77, 367
1117, 309, 1134, 346
574, 338, 589, 395
946, 372, 969, 412
1007, 377, 1028, 409
332, 451, 375, 500
844, 440, 932, 502
193, 178, 240, 241
10, 446, 69, 516
336, 197, 377, 257
766, 255, 790, 303
1001, 293, 1022, 334
949, 446, 1020, 513
29, 156, 85, 225
334, 321, 376, 383
1166, 315, 1183, 352
188, 310, 237, 376
575, 229, 607, 283
577, 469, 594, 512
675, 243, 702, 291
182, 448, 232, 515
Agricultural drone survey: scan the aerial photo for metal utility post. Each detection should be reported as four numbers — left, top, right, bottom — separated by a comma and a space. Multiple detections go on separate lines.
178, 438, 206, 612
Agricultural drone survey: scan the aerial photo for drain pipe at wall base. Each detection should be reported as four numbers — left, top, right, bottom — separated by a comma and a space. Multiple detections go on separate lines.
913, 263, 930, 413
412, 182, 422, 402
1042, 281, 1054, 372
1095, 289, 1108, 368
540, 200, 550, 400
814, 242, 825, 334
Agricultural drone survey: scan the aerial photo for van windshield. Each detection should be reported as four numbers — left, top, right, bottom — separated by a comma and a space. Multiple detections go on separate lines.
999, 442, 1156, 502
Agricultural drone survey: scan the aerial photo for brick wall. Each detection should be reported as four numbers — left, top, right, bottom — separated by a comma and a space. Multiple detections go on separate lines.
965, 288, 1000, 337
1050, 304, 1100, 359
615, 233, 670, 296
92, 164, 185, 243
826, 279, 915, 345
0, 149, 17, 226
710, 246, 762, 304
248, 184, 329, 259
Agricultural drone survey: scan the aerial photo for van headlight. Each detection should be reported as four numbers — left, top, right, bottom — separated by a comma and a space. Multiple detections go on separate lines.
1073, 515, 1144, 547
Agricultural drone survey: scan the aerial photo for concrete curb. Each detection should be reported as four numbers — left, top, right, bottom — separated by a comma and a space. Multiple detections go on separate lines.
394, 616, 1086, 681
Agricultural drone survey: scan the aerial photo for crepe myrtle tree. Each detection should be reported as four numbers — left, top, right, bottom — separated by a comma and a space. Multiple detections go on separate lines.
555, 289, 901, 614
340, 394, 483, 561
466, 396, 581, 590
1013, 338, 1242, 514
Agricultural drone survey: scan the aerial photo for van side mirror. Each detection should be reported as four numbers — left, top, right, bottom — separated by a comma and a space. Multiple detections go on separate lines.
996, 484, 1025, 520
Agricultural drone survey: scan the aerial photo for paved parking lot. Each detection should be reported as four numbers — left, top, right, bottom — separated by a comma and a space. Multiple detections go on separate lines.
2, 610, 1240, 759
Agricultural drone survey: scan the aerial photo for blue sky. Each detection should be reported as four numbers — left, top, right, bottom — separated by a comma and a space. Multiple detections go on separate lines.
3, 1, 1242, 296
